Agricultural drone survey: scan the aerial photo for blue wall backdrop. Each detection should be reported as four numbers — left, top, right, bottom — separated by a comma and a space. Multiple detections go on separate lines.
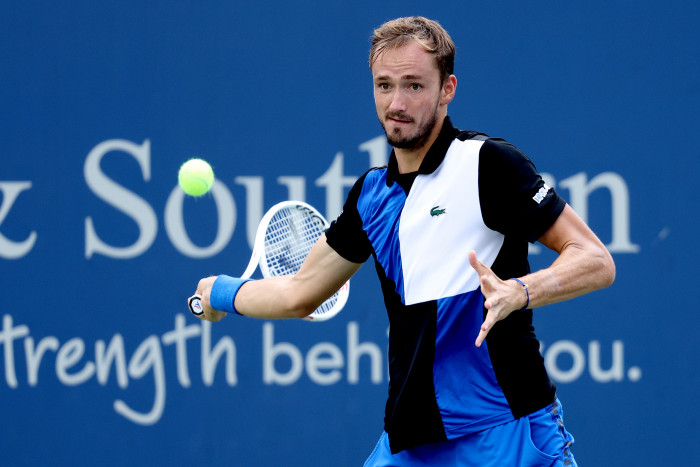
2, 1, 699, 465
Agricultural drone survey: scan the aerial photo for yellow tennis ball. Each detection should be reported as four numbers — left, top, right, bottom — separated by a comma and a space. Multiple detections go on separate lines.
178, 158, 214, 196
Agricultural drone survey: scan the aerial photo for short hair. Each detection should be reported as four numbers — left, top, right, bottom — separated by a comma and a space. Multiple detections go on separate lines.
369, 16, 456, 83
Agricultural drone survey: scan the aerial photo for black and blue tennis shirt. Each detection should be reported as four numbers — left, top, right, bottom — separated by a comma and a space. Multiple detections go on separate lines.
325, 117, 566, 454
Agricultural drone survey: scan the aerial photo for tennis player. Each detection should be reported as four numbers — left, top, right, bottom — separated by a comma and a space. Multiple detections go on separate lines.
193, 16, 615, 466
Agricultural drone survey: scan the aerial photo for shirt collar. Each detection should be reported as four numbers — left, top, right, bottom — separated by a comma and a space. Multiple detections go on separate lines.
386, 116, 460, 186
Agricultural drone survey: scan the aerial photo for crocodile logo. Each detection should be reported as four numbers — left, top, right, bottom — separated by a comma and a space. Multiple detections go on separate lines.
430, 206, 446, 217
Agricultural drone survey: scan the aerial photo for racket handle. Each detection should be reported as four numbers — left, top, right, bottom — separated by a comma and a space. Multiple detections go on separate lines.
188, 294, 204, 316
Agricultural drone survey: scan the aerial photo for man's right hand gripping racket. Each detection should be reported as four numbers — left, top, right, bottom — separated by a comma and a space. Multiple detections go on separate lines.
188, 201, 350, 322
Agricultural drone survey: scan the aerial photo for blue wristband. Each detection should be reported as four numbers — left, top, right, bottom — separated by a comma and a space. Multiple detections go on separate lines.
510, 278, 530, 311
210, 275, 252, 315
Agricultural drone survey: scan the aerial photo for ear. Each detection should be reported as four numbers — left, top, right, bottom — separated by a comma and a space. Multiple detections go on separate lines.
440, 75, 457, 106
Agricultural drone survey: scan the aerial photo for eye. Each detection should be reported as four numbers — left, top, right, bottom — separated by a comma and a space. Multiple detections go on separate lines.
377, 83, 390, 91
410, 83, 423, 91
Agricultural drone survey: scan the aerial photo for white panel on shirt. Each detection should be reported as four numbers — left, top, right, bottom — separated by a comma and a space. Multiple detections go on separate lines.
399, 139, 505, 306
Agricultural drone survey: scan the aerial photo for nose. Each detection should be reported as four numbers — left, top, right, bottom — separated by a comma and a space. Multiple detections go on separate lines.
388, 89, 406, 112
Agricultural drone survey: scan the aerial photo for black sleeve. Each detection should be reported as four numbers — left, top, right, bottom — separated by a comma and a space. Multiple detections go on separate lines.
325, 171, 374, 264
478, 138, 566, 242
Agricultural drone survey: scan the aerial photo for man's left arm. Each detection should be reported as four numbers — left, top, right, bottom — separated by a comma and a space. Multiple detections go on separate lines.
471, 203, 616, 347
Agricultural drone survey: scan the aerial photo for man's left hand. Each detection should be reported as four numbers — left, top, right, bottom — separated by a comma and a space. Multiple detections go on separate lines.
468, 251, 528, 347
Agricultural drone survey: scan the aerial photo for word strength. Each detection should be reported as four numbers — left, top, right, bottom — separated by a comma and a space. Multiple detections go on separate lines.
0, 314, 640, 426
0, 314, 386, 425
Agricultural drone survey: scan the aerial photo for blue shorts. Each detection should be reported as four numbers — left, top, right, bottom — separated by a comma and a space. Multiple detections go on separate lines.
364, 398, 576, 467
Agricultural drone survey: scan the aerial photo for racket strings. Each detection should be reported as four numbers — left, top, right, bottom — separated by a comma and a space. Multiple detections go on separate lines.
260, 204, 344, 319
314, 294, 338, 315
263, 207, 325, 276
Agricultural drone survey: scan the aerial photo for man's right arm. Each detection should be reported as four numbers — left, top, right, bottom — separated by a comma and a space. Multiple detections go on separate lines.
193, 234, 362, 322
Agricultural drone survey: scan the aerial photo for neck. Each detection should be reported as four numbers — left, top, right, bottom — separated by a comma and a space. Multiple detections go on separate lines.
394, 148, 426, 174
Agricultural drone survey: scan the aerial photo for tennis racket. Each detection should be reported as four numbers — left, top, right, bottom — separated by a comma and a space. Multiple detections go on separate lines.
189, 200, 350, 321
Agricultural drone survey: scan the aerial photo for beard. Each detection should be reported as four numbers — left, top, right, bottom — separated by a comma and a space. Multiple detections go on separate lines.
380, 103, 440, 150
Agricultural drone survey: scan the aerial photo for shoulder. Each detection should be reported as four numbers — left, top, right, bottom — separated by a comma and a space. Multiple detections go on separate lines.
349, 166, 388, 200
480, 137, 531, 163
453, 129, 530, 165
476, 137, 541, 187
451, 130, 536, 180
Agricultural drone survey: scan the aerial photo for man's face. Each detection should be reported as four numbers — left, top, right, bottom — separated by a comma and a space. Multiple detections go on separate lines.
371, 42, 444, 150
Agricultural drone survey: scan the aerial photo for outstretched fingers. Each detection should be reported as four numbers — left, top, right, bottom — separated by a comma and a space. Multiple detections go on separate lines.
469, 250, 508, 347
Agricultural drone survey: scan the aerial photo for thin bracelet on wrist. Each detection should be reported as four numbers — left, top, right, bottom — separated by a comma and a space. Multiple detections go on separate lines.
510, 278, 530, 311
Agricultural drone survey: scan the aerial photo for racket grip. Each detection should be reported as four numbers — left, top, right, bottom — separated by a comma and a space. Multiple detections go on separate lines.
188, 294, 204, 316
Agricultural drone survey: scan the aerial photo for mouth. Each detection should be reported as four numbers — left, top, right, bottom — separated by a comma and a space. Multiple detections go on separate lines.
386, 113, 413, 125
